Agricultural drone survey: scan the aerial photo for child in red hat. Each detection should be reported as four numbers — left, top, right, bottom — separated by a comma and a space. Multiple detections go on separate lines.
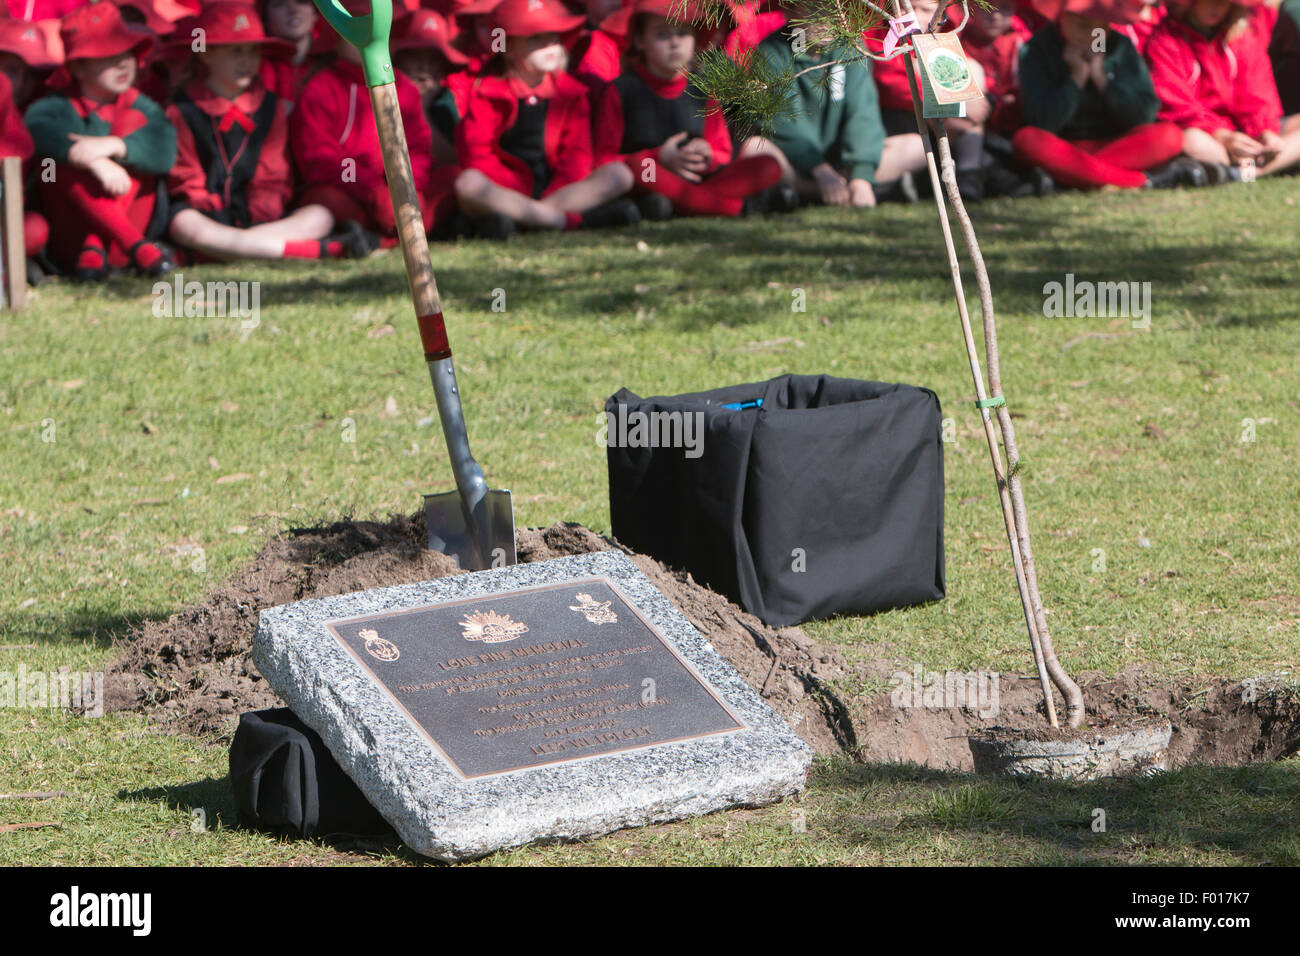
0, 16, 60, 111
391, 6, 468, 165
165, 2, 371, 261
454, 0, 639, 237
291, 0, 442, 237
1013, 0, 1200, 188
259, 0, 326, 108
1147, 0, 1300, 179
24, 3, 177, 279
592, 0, 786, 219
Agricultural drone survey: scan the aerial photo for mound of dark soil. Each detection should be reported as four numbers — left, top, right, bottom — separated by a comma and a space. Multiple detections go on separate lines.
104, 515, 851, 755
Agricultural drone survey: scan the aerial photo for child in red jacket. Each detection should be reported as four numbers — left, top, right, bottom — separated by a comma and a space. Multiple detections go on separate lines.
260, 0, 324, 109
24, 3, 177, 279
1147, 0, 1300, 178
291, 0, 442, 237
165, 2, 369, 261
0, 70, 49, 274
1014, 0, 1199, 188
593, 0, 784, 219
454, 0, 638, 238
0, 16, 60, 111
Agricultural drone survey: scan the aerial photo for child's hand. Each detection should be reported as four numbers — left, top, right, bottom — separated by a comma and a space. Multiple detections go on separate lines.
90, 157, 132, 197
680, 137, 712, 169
659, 132, 708, 183
1216, 129, 1263, 162
812, 163, 849, 206
67, 133, 126, 168
1259, 129, 1283, 163
1062, 45, 1089, 87
849, 178, 875, 208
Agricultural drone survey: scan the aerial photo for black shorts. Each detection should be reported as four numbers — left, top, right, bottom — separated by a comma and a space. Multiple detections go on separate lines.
882, 108, 918, 138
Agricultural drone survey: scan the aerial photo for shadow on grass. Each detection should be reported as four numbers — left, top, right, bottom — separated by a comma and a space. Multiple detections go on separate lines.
814, 758, 1300, 865
3, 608, 154, 652
120, 775, 432, 864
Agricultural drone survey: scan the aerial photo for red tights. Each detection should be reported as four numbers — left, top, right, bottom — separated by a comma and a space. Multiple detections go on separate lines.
1012, 123, 1183, 189
629, 155, 782, 217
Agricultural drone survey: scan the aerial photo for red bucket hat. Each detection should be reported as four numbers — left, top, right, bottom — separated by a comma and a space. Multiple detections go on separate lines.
490, 0, 585, 37
60, 3, 155, 61
113, 0, 192, 36
1029, 0, 1149, 23
192, 1, 295, 52
391, 7, 468, 61
0, 17, 62, 67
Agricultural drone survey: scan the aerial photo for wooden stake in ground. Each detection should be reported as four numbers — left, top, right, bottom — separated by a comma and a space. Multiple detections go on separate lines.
1, 157, 28, 311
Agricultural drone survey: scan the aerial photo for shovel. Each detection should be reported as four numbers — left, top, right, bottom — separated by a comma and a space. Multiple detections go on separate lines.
314, 0, 515, 570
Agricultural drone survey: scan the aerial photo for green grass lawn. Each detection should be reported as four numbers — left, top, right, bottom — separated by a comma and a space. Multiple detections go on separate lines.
2, 179, 1298, 865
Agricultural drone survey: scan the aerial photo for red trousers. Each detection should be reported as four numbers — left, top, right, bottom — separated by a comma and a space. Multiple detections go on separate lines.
1012, 123, 1183, 189
40, 167, 159, 269
629, 155, 782, 217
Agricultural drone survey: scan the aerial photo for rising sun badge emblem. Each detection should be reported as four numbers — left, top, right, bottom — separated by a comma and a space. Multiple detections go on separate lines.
460, 610, 530, 643
359, 628, 400, 662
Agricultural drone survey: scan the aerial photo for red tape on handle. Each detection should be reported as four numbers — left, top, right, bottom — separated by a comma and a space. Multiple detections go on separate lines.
418, 312, 451, 361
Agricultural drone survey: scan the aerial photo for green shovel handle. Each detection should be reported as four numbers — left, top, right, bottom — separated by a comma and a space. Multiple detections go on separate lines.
312, 0, 394, 87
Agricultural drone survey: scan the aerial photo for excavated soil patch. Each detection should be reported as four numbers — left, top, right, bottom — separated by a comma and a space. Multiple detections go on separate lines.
105, 513, 1300, 772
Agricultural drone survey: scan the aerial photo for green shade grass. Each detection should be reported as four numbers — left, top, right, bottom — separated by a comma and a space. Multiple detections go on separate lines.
2, 179, 1297, 865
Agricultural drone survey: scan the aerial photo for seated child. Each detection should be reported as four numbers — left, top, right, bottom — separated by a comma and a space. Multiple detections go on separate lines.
741, 5, 894, 207
1147, 0, 1300, 179
24, 3, 177, 279
593, 0, 785, 219
570, 0, 630, 90
1014, 0, 1197, 189
260, 0, 323, 108
391, 6, 469, 165
165, 2, 370, 261
0, 70, 49, 277
863, 0, 992, 200
291, 0, 441, 238
0, 15, 60, 111
454, 0, 639, 237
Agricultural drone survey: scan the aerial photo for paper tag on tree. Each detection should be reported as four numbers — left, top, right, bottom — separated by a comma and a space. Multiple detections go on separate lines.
912, 32, 982, 117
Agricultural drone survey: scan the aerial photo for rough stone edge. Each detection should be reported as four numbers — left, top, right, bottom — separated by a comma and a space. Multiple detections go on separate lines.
253, 550, 812, 860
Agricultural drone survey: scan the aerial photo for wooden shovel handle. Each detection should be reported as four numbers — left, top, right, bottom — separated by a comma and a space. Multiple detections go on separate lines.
369, 82, 451, 362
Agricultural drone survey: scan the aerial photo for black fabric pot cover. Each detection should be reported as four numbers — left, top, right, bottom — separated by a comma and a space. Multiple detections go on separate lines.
607, 373, 945, 627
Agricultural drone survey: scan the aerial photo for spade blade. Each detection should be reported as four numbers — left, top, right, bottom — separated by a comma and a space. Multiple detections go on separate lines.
423, 488, 516, 571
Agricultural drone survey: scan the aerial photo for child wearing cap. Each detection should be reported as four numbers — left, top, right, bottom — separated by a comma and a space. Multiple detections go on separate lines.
1147, 0, 1300, 179
24, 3, 177, 280
391, 7, 469, 165
1013, 0, 1199, 189
165, 2, 371, 261
593, 0, 786, 219
740, 7, 897, 207
290, 0, 442, 238
453, 0, 639, 238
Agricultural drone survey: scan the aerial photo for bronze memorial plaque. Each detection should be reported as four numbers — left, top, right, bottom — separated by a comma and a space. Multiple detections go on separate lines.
325, 577, 746, 779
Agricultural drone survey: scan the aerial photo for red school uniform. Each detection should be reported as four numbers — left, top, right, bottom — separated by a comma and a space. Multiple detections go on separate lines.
0, 71, 49, 256
259, 53, 317, 110
4, 0, 80, 20
291, 57, 437, 233
456, 69, 594, 198
1145, 9, 1283, 141
166, 77, 292, 226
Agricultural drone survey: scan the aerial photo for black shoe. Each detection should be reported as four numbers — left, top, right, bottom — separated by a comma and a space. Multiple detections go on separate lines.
1029, 167, 1056, 196
25, 257, 45, 287
472, 212, 516, 240
956, 169, 984, 203
580, 198, 641, 230
1144, 156, 1208, 189
72, 245, 106, 283
335, 219, 382, 258
1200, 162, 1241, 186
742, 182, 799, 215
636, 193, 675, 222
874, 171, 920, 203
130, 239, 174, 278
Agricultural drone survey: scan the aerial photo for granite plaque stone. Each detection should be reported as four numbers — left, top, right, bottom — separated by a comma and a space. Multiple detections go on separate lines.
254, 550, 812, 861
